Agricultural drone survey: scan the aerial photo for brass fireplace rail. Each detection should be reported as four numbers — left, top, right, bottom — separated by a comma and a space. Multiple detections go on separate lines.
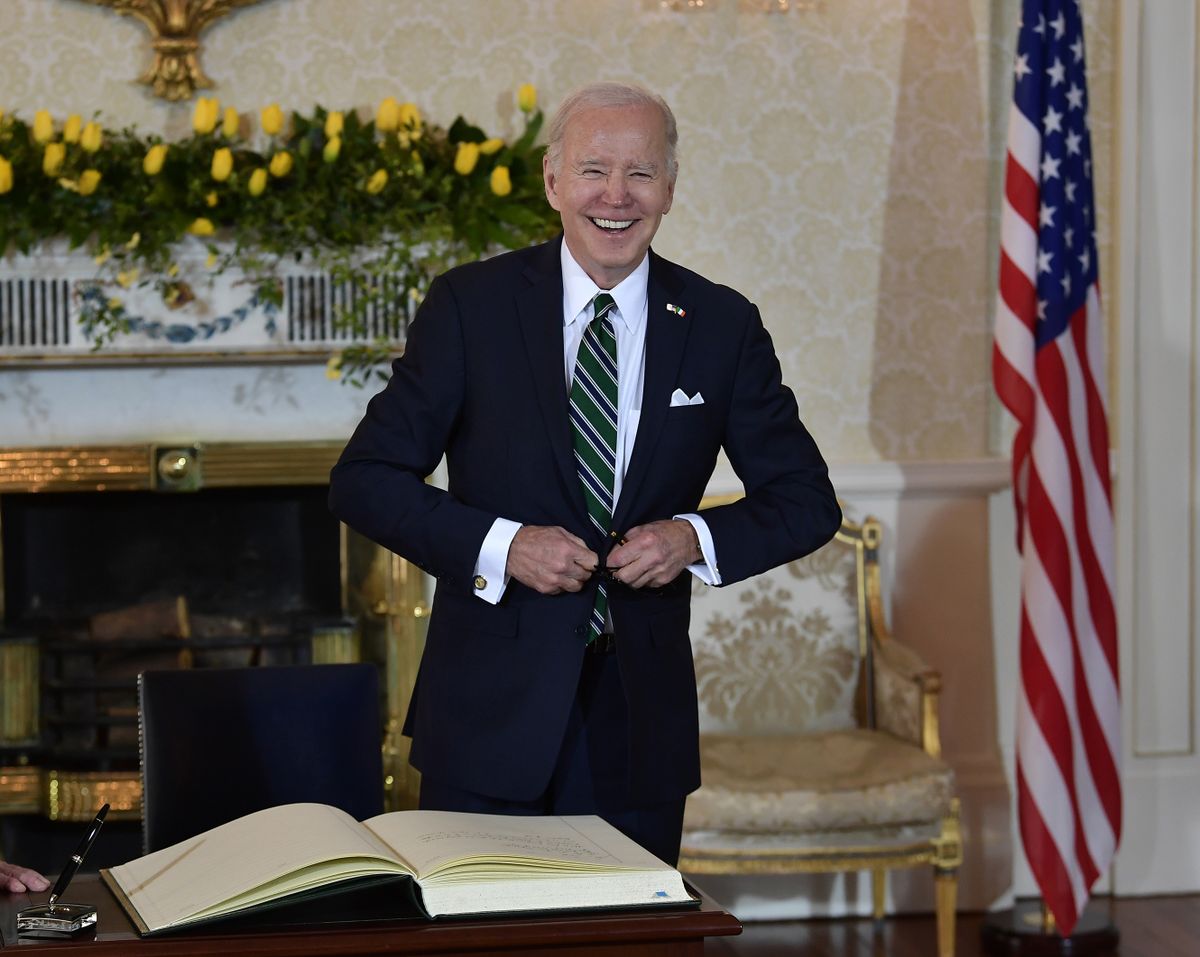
0, 441, 428, 823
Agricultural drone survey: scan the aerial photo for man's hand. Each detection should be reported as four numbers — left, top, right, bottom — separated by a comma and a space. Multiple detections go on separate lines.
606, 519, 701, 589
0, 862, 49, 894
506, 525, 599, 594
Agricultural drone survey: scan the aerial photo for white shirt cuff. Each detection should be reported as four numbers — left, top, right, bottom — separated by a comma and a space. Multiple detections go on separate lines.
473, 517, 522, 604
674, 513, 721, 586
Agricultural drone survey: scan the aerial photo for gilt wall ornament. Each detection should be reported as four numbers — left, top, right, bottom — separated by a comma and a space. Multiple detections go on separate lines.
81, 0, 265, 101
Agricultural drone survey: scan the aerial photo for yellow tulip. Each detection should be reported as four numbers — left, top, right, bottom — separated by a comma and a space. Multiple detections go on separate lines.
517, 83, 537, 113
206, 250, 219, 268
247, 167, 268, 196
94, 246, 111, 266
188, 217, 215, 237
63, 114, 82, 144
80, 121, 102, 153
211, 146, 233, 181
489, 165, 512, 197
375, 96, 400, 132
42, 142, 66, 176
454, 141, 480, 175
398, 102, 421, 129
268, 150, 293, 178
192, 98, 210, 134
0, 156, 12, 194
125, 232, 140, 251
116, 268, 139, 288
479, 137, 504, 156
261, 103, 284, 136
32, 110, 54, 144
222, 106, 240, 138
143, 143, 168, 175
78, 169, 101, 196
205, 190, 219, 207
323, 136, 341, 163
325, 354, 342, 380
324, 111, 344, 139
366, 168, 388, 194
192, 97, 220, 134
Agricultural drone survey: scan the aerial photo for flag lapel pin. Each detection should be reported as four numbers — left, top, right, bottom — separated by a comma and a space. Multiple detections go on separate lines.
666, 303, 686, 317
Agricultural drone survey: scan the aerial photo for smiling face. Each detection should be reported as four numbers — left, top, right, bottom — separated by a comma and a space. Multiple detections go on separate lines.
543, 103, 675, 289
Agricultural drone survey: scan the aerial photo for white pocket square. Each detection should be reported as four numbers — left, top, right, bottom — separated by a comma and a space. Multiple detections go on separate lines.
670, 388, 705, 407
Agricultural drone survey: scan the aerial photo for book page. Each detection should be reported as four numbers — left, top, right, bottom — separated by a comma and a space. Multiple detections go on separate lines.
107, 803, 410, 931
365, 811, 671, 881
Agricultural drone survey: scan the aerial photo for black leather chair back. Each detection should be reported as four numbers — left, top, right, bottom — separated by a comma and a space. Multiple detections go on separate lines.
138, 663, 383, 853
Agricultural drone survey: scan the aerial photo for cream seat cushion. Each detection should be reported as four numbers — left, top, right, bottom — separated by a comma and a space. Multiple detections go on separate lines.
685, 728, 955, 835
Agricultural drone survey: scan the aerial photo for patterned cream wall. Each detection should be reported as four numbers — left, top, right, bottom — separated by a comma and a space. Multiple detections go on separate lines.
0, 0, 1116, 461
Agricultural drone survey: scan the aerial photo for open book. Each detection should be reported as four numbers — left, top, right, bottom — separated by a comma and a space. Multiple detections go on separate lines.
100, 804, 695, 936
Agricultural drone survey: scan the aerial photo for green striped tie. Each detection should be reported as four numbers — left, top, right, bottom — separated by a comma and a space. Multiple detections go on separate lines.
569, 293, 618, 643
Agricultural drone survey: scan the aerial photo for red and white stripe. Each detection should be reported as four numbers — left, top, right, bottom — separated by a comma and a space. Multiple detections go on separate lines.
994, 99, 1121, 936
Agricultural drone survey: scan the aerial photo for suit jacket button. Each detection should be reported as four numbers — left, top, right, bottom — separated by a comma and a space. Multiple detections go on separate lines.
473, 575, 487, 590
609, 530, 619, 538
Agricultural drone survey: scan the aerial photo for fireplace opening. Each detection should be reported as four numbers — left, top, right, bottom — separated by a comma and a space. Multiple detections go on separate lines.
4, 485, 341, 625
0, 440, 426, 877
0, 482, 349, 871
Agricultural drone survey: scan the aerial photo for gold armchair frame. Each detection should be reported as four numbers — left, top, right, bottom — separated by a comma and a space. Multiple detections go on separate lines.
678, 515, 962, 957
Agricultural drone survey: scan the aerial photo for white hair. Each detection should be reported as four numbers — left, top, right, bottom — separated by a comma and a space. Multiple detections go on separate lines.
545, 82, 679, 178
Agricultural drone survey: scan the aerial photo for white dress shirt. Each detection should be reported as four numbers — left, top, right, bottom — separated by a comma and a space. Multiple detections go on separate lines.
472, 243, 720, 603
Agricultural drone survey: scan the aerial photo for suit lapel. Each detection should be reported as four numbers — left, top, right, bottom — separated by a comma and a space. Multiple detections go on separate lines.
515, 238, 589, 521
613, 251, 689, 532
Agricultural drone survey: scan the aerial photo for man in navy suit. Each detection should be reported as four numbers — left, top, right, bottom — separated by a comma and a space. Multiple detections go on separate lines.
329, 82, 840, 865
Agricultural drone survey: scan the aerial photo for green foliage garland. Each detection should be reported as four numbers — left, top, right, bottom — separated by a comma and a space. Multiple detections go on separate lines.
0, 87, 560, 386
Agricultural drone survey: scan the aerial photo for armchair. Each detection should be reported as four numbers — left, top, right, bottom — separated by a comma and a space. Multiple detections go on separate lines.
679, 514, 962, 957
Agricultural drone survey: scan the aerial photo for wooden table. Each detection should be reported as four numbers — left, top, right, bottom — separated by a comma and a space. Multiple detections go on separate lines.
0, 874, 741, 955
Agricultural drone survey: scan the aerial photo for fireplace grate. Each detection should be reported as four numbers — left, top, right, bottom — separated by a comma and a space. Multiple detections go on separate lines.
0, 278, 72, 349
284, 273, 410, 343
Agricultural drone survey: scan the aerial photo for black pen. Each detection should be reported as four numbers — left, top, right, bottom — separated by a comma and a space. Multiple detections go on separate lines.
48, 803, 109, 911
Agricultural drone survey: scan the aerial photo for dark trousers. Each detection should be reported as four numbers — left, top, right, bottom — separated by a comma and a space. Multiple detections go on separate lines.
418, 647, 687, 866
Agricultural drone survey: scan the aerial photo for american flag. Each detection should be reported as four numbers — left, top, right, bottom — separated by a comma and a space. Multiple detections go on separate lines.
993, 0, 1121, 936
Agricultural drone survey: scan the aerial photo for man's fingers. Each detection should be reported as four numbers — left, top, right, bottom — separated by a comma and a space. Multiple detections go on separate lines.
0, 863, 49, 893
507, 525, 598, 594
606, 520, 694, 589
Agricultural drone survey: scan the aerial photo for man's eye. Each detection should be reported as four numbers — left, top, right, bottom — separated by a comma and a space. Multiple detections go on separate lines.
580, 168, 604, 178
631, 172, 652, 181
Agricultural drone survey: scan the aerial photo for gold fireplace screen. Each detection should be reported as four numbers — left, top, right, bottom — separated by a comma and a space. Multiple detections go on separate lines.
0, 440, 427, 823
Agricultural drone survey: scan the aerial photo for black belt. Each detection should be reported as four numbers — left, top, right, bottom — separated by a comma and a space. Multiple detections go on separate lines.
587, 633, 616, 655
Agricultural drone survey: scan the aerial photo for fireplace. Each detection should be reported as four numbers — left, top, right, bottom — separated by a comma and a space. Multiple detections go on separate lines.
0, 441, 426, 872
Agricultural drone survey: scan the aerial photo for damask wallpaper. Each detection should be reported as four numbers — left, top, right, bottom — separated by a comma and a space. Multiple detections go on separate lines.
0, 0, 1116, 460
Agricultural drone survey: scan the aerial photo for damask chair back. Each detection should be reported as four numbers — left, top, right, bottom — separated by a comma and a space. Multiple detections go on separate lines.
692, 521, 864, 737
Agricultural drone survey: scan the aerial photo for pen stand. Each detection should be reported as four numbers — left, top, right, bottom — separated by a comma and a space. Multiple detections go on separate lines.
16, 902, 98, 936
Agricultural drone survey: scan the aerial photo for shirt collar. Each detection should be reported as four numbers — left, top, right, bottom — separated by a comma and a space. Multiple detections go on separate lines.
560, 242, 649, 335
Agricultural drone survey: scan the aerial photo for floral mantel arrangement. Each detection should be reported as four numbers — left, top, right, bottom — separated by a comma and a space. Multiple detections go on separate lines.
0, 83, 558, 386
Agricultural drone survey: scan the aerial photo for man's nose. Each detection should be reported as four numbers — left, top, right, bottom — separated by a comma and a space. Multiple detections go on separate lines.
602, 174, 630, 205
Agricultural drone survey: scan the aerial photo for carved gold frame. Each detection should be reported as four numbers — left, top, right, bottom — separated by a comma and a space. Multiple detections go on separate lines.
80, 0, 266, 101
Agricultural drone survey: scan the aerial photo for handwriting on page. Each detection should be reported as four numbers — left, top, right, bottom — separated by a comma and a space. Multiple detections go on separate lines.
413, 830, 610, 861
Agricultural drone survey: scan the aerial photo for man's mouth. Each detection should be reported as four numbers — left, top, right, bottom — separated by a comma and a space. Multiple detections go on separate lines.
590, 217, 635, 232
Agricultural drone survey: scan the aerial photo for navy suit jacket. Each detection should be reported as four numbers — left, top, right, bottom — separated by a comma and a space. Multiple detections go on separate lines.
329, 236, 840, 804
